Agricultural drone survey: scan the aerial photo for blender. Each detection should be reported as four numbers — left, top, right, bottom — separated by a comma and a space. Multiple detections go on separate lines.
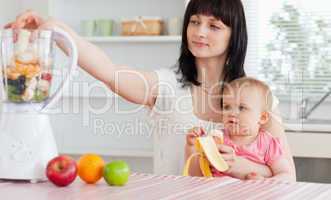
0, 28, 78, 182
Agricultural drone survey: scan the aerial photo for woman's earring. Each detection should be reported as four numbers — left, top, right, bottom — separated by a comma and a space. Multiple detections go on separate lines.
225, 59, 230, 66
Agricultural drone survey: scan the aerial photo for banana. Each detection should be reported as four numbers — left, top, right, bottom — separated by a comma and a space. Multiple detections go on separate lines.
199, 154, 212, 177
183, 129, 229, 177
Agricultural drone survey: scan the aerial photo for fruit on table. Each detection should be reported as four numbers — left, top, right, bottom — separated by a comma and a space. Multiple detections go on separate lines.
103, 160, 130, 186
77, 154, 105, 184
46, 155, 78, 187
183, 129, 229, 177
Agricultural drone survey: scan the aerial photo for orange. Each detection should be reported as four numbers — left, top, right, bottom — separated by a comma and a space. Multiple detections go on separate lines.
77, 153, 105, 184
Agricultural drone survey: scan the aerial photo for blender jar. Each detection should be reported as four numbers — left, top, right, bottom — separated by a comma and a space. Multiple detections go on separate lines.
1, 29, 53, 103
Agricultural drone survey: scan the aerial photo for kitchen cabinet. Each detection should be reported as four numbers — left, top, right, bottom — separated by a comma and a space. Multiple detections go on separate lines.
286, 131, 331, 158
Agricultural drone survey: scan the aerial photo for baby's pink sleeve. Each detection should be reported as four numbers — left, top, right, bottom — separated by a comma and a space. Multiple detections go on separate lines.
265, 137, 283, 165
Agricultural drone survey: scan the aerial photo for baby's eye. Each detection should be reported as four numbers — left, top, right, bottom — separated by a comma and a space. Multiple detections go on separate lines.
223, 104, 231, 110
239, 105, 246, 111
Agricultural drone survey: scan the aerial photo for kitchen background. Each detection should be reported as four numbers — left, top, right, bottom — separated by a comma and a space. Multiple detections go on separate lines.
0, 0, 330, 183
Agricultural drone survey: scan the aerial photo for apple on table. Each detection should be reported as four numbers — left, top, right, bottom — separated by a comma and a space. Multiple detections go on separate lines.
46, 155, 78, 187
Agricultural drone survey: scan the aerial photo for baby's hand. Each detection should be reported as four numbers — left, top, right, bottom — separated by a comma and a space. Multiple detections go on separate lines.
186, 127, 205, 146
245, 172, 265, 180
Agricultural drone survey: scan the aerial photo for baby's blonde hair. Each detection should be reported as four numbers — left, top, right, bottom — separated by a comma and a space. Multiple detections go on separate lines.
223, 77, 273, 111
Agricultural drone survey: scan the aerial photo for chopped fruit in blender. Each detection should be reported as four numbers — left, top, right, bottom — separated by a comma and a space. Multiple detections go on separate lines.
33, 90, 48, 102
18, 75, 26, 84
7, 85, 23, 103
41, 73, 52, 81
37, 79, 50, 92
22, 88, 34, 101
6, 68, 20, 80
16, 51, 38, 64
7, 77, 26, 95
26, 77, 37, 90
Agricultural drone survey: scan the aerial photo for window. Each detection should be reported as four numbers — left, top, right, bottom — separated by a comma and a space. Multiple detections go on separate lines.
244, 0, 331, 101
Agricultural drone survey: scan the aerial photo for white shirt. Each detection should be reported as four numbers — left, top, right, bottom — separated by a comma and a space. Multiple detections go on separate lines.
149, 67, 223, 175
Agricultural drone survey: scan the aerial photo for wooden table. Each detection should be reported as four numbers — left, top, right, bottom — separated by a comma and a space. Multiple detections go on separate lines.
1, 173, 331, 200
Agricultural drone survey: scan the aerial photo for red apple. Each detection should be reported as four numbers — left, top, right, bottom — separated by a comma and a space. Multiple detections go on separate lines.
46, 155, 78, 187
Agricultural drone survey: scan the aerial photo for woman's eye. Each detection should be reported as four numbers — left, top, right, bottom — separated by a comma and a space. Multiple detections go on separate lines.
210, 25, 220, 30
189, 20, 199, 25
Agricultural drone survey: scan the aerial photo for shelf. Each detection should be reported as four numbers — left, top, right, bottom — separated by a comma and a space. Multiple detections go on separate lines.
85, 36, 181, 43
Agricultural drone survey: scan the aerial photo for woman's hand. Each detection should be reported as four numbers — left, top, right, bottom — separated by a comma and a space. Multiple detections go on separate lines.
217, 144, 272, 179
217, 144, 245, 178
5, 10, 44, 30
5, 10, 76, 40
245, 172, 265, 180
6, 10, 80, 55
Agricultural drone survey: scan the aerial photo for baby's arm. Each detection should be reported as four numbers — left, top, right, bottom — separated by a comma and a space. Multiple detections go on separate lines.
269, 157, 295, 182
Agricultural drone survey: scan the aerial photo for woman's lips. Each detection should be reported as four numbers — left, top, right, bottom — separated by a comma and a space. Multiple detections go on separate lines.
192, 41, 208, 47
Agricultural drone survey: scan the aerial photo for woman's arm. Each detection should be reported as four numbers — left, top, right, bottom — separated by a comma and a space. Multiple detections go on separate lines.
8, 11, 159, 108
268, 157, 294, 182
218, 144, 272, 179
261, 107, 297, 181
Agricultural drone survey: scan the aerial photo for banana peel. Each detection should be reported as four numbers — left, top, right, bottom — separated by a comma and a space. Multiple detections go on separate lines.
183, 130, 229, 177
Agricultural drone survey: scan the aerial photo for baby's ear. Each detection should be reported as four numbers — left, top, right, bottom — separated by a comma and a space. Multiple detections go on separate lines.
259, 111, 270, 125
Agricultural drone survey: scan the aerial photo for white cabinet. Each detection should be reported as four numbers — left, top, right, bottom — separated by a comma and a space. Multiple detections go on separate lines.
286, 131, 331, 158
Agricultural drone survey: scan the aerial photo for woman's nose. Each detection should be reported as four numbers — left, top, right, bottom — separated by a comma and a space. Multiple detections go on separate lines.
196, 24, 208, 38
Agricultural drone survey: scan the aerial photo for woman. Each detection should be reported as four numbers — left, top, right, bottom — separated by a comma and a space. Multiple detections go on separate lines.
7, 0, 296, 179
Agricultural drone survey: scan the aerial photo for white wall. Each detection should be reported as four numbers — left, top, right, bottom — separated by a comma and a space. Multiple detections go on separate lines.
0, 0, 19, 27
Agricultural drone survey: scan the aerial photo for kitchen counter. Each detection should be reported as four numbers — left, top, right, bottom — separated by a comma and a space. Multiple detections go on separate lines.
284, 119, 331, 133
1, 173, 331, 199
284, 119, 331, 158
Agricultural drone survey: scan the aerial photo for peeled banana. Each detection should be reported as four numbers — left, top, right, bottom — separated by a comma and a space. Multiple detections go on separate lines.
183, 129, 229, 177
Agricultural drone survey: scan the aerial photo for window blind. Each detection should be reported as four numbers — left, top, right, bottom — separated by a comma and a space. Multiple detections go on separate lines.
243, 0, 331, 101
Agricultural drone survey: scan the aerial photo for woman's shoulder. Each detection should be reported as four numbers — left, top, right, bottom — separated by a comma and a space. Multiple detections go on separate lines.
154, 64, 186, 91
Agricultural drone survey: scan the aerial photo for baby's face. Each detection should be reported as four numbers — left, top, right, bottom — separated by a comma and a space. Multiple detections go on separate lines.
222, 86, 265, 137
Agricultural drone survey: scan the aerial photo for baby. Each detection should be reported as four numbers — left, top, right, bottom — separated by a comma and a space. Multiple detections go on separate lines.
186, 77, 292, 181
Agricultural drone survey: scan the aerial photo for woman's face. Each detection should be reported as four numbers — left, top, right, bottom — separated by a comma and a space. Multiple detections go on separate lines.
187, 14, 232, 59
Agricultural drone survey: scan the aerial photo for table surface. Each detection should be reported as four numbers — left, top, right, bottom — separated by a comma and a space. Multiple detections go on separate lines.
1, 173, 331, 200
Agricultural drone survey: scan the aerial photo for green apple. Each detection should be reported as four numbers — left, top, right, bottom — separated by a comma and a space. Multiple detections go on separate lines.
103, 160, 130, 186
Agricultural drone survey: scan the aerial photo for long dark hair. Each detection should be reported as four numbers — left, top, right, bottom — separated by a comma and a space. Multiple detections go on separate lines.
177, 0, 247, 87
